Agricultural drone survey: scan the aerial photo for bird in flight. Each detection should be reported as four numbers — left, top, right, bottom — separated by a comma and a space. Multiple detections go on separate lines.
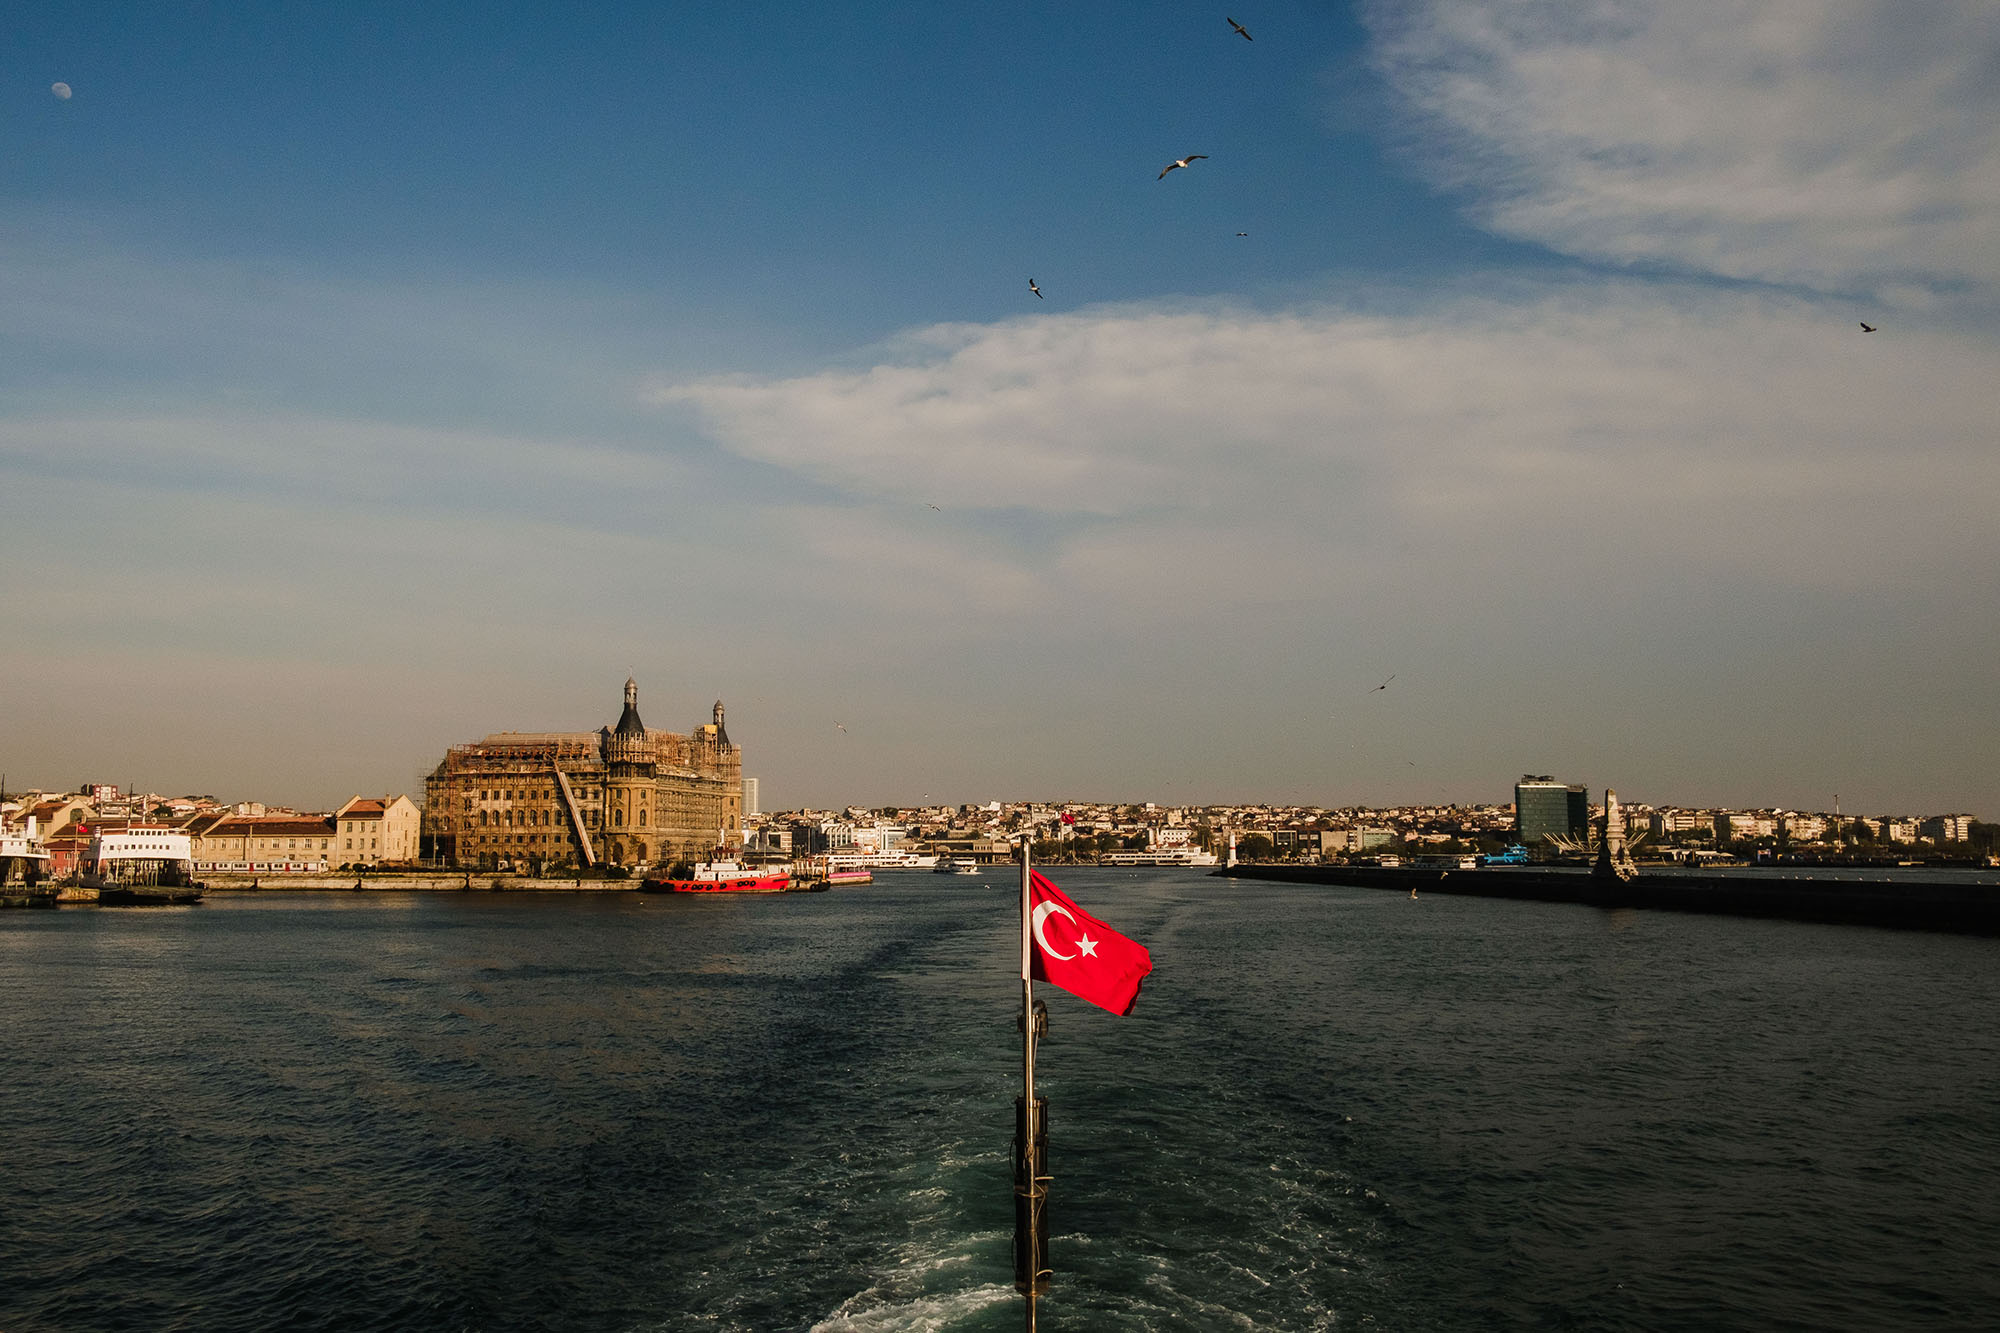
1235, 231, 1248, 237
1228, 17, 1252, 40
834, 722, 847, 733
1372, 675, 1396, 692
1029, 278, 1043, 299
927, 503, 941, 511
1859, 322, 1877, 333
1159, 154, 1208, 179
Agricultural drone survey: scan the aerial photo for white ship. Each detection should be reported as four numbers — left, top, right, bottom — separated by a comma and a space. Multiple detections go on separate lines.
1, 826, 56, 907
1099, 848, 1221, 868
826, 849, 940, 871
81, 828, 205, 905
932, 857, 981, 874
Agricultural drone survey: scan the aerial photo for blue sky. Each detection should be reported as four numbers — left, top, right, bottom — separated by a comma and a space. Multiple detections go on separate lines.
5, 2, 1997, 817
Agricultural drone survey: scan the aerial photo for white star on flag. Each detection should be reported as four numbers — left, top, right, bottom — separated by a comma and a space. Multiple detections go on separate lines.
1077, 934, 1098, 958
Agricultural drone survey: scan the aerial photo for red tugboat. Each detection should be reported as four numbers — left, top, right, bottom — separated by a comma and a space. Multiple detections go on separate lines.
639, 860, 802, 894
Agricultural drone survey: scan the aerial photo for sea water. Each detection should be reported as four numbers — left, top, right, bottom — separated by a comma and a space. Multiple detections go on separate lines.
4, 871, 1997, 1330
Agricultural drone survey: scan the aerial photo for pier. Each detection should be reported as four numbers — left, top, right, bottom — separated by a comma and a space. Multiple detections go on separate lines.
1212, 863, 2000, 935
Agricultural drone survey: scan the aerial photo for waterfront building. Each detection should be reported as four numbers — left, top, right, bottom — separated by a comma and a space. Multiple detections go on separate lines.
334, 795, 421, 865
1515, 776, 1589, 846
422, 679, 742, 871
189, 813, 337, 872
743, 777, 760, 817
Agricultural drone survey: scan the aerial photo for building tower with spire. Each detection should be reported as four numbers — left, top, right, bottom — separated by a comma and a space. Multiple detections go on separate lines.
602, 678, 659, 867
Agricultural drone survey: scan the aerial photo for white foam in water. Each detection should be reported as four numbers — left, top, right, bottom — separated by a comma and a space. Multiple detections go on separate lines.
810, 1282, 1016, 1332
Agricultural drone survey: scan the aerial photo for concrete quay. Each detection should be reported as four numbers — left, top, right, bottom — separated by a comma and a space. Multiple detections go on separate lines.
1213, 863, 2000, 936
202, 872, 631, 893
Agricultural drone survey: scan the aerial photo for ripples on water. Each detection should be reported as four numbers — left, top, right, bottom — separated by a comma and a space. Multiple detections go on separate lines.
4, 875, 1997, 1331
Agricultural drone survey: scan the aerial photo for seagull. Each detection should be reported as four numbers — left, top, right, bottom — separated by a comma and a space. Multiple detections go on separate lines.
927, 503, 941, 511
1228, 17, 1252, 40
1158, 154, 1208, 179
1372, 675, 1395, 692
1029, 278, 1043, 299
834, 722, 847, 733
1235, 232, 1248, 236
1859, 322, 1877, 333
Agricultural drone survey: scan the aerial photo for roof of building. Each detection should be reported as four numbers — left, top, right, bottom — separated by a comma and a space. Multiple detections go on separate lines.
206, 815, 337, 836
614, 677, 646, 737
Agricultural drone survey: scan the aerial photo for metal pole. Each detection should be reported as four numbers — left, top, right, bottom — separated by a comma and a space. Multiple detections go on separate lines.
1022, 836, 1034, 1130
1014, 837, 1049, 1320
1022, 837, 1032, 1331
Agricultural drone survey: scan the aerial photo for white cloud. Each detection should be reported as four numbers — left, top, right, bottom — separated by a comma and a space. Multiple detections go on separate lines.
651, 285, 1998, 605
1362, 0, 2000, 294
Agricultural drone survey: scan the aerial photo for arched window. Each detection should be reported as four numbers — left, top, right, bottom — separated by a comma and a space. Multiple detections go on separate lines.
638, 809, 647, 827
614, 809, 625, 828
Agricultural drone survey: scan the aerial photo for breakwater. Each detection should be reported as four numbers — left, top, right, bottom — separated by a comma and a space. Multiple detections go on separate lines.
1213, 862, 2000, 935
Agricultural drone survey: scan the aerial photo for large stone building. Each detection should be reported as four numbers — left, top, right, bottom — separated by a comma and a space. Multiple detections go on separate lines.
423, 679, 742, 871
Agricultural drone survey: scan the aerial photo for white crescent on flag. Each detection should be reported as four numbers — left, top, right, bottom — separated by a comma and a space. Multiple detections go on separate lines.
1032, 900, 1077, 960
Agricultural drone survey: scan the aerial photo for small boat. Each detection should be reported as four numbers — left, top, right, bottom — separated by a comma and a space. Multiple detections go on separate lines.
932, 858, 981, 875
81, 828, 205, 905
639, 860, 796, 894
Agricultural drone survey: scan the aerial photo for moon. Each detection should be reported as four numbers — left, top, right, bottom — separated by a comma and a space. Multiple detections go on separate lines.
1032, 901, 1077, 960
52, 82, 72, 100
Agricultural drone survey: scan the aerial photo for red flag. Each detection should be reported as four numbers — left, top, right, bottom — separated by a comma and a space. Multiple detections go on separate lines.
1028, 871, 1152, 1016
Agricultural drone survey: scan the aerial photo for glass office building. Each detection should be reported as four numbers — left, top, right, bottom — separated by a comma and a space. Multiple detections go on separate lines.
1515, 775, 1590, 845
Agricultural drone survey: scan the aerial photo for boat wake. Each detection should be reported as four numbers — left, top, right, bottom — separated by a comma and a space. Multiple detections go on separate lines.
810, 1281, 1015, 1332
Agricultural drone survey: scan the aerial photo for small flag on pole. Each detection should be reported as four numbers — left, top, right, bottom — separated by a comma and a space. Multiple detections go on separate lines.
1027, 872, 1152, 1016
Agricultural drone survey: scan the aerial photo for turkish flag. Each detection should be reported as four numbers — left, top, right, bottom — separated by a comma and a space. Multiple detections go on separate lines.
1028, 872, 1152, 1016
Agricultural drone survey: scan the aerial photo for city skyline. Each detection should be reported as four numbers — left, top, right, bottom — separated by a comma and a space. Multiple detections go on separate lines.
2, 770, 1980, 834
6, 3, 1997, 815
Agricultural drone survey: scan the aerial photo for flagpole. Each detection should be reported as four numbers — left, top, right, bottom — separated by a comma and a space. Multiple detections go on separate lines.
1015, 837, 1048, 1324
1022, 837, 1034, 1112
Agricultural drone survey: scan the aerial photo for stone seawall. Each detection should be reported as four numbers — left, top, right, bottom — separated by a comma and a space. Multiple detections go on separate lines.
203, 873, 633, 893
1212, 864, 2000, 936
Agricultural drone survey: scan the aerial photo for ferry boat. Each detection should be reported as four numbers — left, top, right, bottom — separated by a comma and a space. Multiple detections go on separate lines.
638, 860, 799, 894
932, 858, 981, 875
1100, 848, 1221, 868
825, 849, 940, 871
825, 868, 874, 886
81, 828, 205, 905
1, 827, 57, 908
